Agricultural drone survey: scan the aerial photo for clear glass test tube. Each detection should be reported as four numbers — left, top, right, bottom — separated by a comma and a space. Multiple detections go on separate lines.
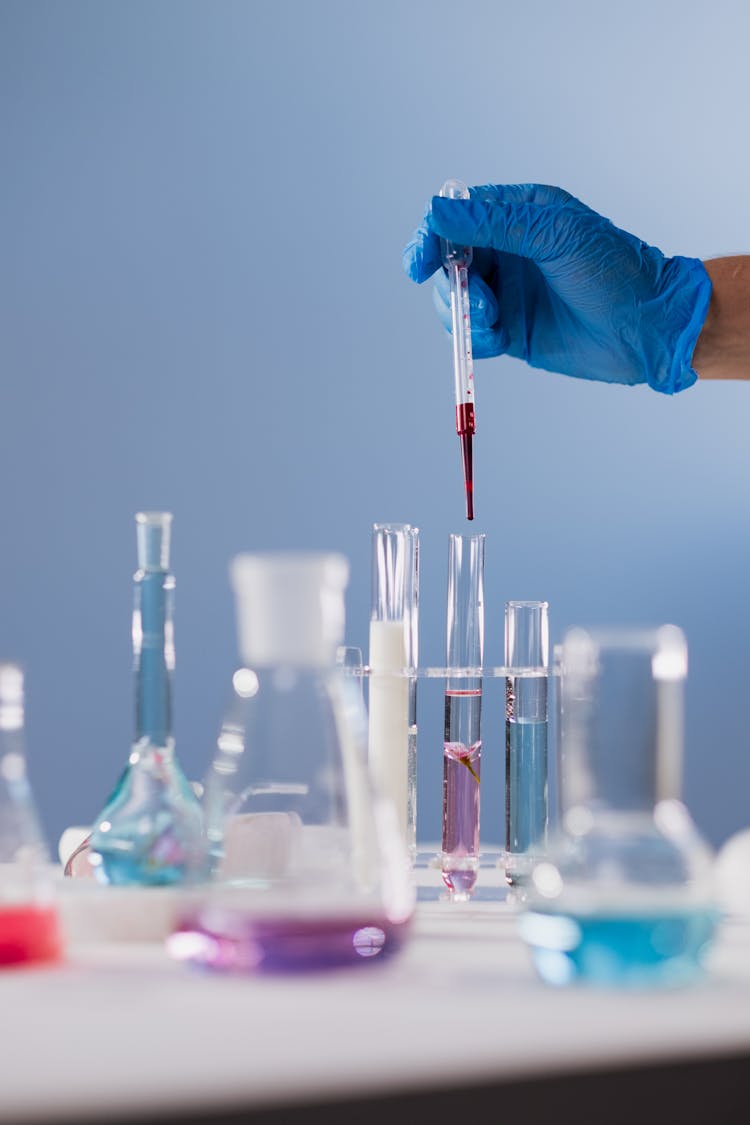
368, 524, 415, 858
405, 527, 419, 858
441, 533, 485, 899
504, 600, 549, 886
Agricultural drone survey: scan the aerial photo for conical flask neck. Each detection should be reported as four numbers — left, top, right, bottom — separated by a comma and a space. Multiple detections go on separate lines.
133, 569, 175, 747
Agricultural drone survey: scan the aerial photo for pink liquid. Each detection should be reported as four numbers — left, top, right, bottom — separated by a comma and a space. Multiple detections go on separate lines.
0, 905, 63, 966
168, 911, 412, 974
442, 740, 481, 897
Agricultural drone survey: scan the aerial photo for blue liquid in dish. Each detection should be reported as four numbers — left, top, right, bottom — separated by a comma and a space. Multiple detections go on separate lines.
520, 907, 718, 987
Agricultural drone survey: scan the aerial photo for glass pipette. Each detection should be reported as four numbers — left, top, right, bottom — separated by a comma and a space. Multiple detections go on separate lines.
439, 179, 476, 521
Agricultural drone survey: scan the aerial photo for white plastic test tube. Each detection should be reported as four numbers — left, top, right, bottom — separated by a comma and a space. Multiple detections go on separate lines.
368, 524, 417, 858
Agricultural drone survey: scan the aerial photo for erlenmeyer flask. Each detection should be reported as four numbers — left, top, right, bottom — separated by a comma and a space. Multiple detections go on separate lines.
0, 664, 63, 965
519, 626, 717, 987
86, 512, 205, 885
169, 551, 415, 973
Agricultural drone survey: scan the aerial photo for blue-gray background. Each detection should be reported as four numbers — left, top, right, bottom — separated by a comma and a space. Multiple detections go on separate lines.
1, 0, 748, 853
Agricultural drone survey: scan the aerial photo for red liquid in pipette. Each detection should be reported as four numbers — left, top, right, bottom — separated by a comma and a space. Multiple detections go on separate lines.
456, 403, 475, 521
0, 905, 62, 966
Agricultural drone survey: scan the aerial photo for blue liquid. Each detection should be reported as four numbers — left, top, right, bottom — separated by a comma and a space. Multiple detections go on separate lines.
88, 544, 205, 886
505, 718, 548, 880
89, 748, 205, 886
520, 907, 718, 987
135, 570, 174, 746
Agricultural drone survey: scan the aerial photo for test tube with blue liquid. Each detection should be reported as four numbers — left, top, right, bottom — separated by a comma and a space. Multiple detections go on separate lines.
441, 533, 485, 898
504, 601, 549, 887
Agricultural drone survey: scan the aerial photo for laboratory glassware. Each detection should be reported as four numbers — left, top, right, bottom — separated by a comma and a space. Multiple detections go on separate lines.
406, 526, 420, 858
519, 626, 717, 987
86, 512, 205, 885
439, 178, 476, 521
441, 533, 485, 898
368, 523, 419, 860
504, 601, 550, 886
169, 551, 414, 974
336, 646, 365, 704
0, 664, 63, 965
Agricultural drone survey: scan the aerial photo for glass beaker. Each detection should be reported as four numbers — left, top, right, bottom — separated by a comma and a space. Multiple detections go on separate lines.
441, 532, 485, 899
519, 625, 718, 987
169, 551, 414, 974
85, 512, 206, 885
0, 664, 63, 965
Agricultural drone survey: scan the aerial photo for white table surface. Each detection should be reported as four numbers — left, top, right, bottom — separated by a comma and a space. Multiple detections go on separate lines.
4, 857, 750, 1123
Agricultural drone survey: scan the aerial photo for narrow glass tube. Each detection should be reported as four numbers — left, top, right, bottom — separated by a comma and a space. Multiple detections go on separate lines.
439, 179, 476, 520
441, 533, 485, 899
133, 512, 175, 747
405, 527, 419, 859
368, 524, 412, 856
504, 601, 549, 886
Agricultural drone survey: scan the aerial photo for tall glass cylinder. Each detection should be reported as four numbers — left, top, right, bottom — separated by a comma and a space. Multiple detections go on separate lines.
368, 524, 418, 859
504, 600, 549, 886
520, 626, 717, 987
405, 526, 419, 858
441, 533, 485, 899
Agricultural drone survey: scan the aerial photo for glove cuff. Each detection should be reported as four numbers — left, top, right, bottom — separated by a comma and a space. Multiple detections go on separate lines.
648, 257, 712, 395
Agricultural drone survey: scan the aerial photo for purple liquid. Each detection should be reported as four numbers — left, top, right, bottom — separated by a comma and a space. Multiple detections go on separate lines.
168, 911, 411, 974
441, 738, 481, 897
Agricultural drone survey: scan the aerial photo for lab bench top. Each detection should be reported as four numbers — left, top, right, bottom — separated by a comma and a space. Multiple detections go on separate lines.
4, 857, 750, 1125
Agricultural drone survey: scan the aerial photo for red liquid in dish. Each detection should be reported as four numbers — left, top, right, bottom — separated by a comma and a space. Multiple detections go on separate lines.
0, 905, 63, 966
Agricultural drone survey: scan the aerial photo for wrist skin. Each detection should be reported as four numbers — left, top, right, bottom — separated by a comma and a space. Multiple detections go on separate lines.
693, 257, 750, 380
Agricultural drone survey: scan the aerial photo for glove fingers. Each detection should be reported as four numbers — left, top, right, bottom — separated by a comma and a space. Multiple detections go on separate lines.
433, 269, 500, 330
402, 212, 443, 283
471, 183, 586, 210
430, 196, 579, 265
432, 274, 508, 355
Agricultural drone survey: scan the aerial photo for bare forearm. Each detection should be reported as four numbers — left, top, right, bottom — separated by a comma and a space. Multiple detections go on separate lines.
693, 256, 750, 379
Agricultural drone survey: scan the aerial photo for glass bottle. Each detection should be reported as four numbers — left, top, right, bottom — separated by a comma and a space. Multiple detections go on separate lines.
441, 532, 485, 899
86, 512, 205, 885
169, 551, 414, 974
519, 625, 718, 987
0, 664, 63, 965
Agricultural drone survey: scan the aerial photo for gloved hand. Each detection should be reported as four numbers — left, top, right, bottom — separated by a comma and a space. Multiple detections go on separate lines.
402, 184, 712, 394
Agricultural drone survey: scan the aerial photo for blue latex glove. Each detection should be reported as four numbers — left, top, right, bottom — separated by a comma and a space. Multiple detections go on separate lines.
402, 184, 712, 394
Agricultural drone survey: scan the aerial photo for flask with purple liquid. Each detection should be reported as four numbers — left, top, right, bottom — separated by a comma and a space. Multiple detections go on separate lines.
169, 551, 414, 974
